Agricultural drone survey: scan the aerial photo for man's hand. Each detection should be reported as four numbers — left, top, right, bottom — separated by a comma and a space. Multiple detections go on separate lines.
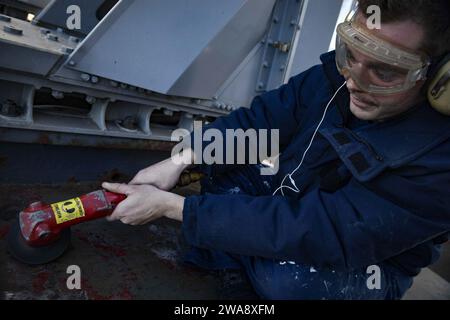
102, 182, 185, 225
129, 149, 195, 190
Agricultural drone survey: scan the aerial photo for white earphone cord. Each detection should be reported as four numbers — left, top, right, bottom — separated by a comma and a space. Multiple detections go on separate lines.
272, 81, 347, 196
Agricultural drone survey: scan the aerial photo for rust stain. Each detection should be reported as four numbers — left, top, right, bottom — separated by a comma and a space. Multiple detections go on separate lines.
99, 168, 128, 183
26, 130, 176, 151
35, 133, 50, 145
93, 139, 176, 152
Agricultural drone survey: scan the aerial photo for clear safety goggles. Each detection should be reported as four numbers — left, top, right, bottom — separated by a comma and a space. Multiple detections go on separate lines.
336, 21, 431, 94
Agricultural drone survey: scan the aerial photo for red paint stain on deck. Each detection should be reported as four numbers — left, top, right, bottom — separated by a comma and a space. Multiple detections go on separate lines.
76, 279, 112, 300
0, 225, 10, 239
92, 242, 127, 257
75, 231, 127, 257
32, 271, 50, 293
118, 287, 133, 300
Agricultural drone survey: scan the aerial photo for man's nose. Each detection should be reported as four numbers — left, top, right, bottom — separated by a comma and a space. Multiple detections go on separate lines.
346, 77, 362, 93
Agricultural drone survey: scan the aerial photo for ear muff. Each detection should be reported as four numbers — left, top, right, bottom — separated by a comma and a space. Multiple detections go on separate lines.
428, 54, 450, 115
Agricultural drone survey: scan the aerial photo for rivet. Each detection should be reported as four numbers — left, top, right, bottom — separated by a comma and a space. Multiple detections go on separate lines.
51, 90, 64, 99
86, 96, 96, 104
80, 73, 91, 82
90, 76, 99, 84
3, 25, 23, 36
46, 33, 58, 42
62, 47, 74, 54
69, 36, 80, 43
0, 14, 11, 23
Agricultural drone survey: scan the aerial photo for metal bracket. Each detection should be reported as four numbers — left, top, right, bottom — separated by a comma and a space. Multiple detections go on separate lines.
256, 0, 305, 92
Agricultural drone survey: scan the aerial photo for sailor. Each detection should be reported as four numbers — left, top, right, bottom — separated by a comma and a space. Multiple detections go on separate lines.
103, 0, 450, 299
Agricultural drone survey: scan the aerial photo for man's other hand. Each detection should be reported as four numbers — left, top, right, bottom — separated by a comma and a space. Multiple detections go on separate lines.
102, 182, 185, 225
129, 149, 195, 190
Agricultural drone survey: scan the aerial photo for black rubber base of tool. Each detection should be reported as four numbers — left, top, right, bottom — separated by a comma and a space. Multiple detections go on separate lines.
6, 219, 71, 265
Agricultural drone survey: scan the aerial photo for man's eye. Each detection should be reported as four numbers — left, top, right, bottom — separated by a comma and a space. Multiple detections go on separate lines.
373, 69, 403, 83
346, 50, 357, 64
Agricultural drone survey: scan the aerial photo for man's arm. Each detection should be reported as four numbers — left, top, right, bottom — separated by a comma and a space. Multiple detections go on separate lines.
182, 163, 450, 270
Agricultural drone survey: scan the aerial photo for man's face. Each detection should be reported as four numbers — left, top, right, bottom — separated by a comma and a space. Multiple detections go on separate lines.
344, 13, 427, 121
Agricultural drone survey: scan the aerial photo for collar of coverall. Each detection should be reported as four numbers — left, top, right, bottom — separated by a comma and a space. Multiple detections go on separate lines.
319, 51, 450, 182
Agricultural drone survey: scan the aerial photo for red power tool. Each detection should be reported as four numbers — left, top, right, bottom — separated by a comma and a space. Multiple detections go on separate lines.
6, 171, 204, 265
7, 190, 126, 265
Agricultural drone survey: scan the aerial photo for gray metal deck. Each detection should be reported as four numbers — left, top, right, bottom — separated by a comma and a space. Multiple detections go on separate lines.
0, 183, 219, 300
0, 182, 448, 300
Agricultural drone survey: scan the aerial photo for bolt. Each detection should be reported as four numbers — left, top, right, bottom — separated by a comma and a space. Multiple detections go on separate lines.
0, 14, 11, 23
40, 28, 50, 35
258, 82, 265, 89
47, 33, 59, 42
80, 73, 91, 82
86, 96, 96, 104
62, 47, 74, 55
69, 36, 80, 43
120, 116, 138, 131
213, 101, 221, 109
0, 100, 22, 117
90, 76, 99, 84
290, 20, 297, 26
51, 90, 64, 100
120, 83, 128, 89
273, 17, 279, 24
68, 60, 76, 66
280, 65, 286, 71
163, 109, 174, 116
3, 25, 23, 36
262, 61, 269, 68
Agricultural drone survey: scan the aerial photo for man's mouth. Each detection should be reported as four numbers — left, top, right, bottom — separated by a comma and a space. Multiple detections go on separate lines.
350, 94, 376, 110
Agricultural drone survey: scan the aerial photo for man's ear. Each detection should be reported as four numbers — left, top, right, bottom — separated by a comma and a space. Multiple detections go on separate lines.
427, 56, 450, 115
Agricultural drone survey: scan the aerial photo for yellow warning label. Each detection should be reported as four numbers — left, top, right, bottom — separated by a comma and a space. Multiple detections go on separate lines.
51, 197, 85, 224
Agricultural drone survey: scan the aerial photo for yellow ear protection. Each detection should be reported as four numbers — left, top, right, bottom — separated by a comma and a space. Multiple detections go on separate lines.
428, 53, 450, 115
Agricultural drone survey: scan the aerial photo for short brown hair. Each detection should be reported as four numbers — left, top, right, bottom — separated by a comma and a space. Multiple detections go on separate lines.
358, 0, 450, 58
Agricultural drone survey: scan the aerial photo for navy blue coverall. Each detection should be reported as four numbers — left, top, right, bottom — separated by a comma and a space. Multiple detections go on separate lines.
181, 51, 450, 299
